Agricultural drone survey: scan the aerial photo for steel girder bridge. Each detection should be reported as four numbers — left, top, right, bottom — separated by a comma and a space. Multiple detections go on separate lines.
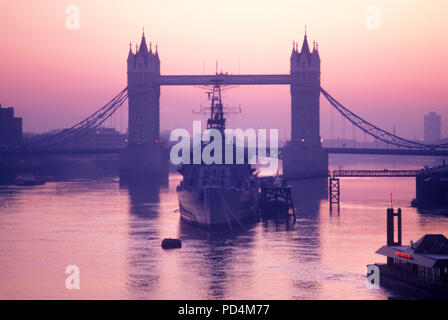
331, 169, 421, 178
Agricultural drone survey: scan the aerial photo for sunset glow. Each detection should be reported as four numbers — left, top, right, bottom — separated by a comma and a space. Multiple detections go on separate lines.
1, 1, 448, 303
1, 0, 447, 138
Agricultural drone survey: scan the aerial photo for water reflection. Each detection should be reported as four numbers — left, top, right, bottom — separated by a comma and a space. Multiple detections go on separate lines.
178, 218, 258, 299
261, 178, 327, 298
290, 178, 327, 217
122, 180, 166, 217
0, 185, 25, 207
121, 179, 166, 298
3, 170, 448, 299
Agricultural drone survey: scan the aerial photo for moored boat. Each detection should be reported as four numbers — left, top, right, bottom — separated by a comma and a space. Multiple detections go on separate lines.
368, 208, 448, 298
176, 83, 259, 230
14, 174, 45, 186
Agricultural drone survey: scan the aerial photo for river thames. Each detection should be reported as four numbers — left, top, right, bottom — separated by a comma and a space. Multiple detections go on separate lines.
1, 156, 447, 299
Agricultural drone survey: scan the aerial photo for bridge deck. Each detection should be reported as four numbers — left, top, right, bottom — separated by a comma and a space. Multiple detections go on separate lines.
2, 146, 448, 157
0, 148, 124, 156
157, 74, 291, 86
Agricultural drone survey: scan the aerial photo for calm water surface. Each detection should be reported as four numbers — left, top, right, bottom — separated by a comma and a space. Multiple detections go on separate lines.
1, 158, 447, 299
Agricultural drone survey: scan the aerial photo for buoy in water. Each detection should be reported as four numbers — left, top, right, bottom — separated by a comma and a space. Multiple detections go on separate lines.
161, 238, 182, 249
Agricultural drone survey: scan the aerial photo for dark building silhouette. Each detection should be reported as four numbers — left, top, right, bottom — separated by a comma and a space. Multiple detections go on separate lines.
424, 112, 441, 144
0, 104, 22, 146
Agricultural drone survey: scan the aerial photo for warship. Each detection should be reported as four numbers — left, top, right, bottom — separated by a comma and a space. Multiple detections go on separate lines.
176, 83, 259, 230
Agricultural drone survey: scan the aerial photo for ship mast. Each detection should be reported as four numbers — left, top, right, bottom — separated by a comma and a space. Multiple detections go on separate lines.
192, 78, 241, 131
207, 83, 225, 132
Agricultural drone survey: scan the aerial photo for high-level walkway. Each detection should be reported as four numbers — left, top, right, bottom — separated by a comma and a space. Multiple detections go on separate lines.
157, 74, 291, 86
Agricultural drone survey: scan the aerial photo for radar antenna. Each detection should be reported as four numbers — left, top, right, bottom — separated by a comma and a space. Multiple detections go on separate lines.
192, 80, 242, 132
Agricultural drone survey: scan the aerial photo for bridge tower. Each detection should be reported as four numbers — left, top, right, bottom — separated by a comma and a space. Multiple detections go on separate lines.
119, 31, 167, 182
283, 32, 328, 178
127, 31, 160, 144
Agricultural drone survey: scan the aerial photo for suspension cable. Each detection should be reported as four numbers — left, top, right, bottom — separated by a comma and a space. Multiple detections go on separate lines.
24, 87, 128, 149
320, 88, 447, 150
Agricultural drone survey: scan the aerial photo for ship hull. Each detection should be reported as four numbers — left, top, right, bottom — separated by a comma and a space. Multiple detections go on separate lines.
177, 186, 258, 230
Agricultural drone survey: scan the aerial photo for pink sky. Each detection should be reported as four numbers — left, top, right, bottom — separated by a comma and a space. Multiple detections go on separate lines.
0, 0, 447, 140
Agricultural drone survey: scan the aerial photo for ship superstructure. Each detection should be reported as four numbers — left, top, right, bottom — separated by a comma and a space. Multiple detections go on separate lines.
176, 83, 259, 230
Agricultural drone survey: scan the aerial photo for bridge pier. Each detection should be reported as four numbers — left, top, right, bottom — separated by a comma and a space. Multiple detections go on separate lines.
282, 143, 329, 179
119, 142, 168, 184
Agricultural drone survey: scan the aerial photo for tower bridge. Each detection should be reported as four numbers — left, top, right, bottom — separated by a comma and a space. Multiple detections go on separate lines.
119, 30, 326, 179
9, 30, 448, 181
